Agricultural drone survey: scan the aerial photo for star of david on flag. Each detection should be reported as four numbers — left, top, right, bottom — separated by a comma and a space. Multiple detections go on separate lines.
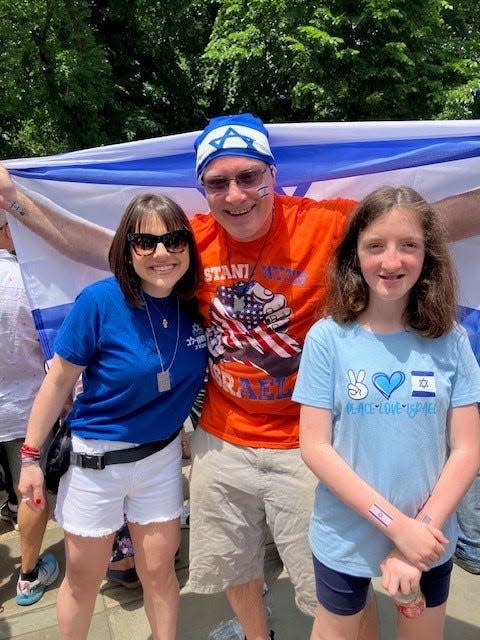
411, 370, 436, 397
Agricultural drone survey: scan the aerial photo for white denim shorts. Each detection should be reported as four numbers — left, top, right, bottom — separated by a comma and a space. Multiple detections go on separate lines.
188, 427, 318, 617
55, 432, 183, 537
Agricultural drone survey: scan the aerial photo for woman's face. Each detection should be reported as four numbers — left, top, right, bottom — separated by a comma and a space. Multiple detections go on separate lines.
129, 214, 190, 297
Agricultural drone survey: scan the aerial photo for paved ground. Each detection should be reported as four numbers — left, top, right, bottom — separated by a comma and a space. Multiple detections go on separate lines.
1, 441, 479, 639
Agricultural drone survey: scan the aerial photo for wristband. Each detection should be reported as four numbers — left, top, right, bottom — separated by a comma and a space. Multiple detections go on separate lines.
20, 444, 42, 466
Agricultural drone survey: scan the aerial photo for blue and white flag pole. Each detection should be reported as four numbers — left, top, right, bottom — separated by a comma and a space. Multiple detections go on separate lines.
3, 120, 480, 360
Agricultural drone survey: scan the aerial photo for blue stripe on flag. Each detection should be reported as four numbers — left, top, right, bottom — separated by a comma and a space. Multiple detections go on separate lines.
10, 153, 196, 188
32, 303, 74, 360
275, 136, 480, 186
458, 305, 480, 363
10, 135, 480, 187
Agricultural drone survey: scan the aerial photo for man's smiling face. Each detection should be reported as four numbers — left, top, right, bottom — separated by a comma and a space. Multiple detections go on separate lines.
202, 156, 275, 242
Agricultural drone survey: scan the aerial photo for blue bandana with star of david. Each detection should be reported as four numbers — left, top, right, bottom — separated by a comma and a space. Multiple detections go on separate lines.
194, 113, 275, 178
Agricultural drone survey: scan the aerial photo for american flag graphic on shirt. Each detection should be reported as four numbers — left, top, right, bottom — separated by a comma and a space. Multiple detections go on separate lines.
209, 282, 301, 370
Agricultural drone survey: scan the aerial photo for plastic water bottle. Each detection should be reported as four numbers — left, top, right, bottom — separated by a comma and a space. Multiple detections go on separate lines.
393, 588, 426, 618
208, 617, 244, 640
208, 607, 271, 639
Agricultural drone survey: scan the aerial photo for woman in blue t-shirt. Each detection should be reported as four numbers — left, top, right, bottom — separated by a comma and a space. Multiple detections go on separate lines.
18, 193, 207, 640
293, 186, 480, 640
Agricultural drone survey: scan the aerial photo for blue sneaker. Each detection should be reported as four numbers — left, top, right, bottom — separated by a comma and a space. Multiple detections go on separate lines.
16, 554, 59, 606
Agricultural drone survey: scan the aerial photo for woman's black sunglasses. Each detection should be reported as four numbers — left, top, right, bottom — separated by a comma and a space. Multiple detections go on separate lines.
127, 229, 191, 256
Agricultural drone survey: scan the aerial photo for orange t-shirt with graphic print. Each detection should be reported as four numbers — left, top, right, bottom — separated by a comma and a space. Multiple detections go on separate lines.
191, 193, 356, 449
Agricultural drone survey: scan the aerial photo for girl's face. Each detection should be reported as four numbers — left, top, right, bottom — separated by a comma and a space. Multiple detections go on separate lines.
357, 205, 425, 311
130, 214, 190, 298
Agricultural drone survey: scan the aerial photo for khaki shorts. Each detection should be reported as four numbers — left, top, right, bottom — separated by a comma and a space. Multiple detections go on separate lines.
188, 428, 318, 616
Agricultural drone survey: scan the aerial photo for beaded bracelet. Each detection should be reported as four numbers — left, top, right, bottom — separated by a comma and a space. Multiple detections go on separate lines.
20, 444, 41, 467
20, 443, 41, 457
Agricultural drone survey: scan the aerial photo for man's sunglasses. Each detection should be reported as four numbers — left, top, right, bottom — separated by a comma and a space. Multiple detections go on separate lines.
127, 229, 190, 256
201, 166, 269, 194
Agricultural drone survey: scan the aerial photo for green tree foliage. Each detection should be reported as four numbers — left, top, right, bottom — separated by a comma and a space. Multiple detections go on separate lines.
202, 0, 480, 122
435, 0, 480, 118
202, 0, 316, 121
0, 0, 113, 157
0, 0, 479, 159
89, 0, 217, 141
0, 0, 217, 158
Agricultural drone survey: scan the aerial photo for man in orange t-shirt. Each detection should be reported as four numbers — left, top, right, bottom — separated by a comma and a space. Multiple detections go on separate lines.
191, 193, 354, 449
188, 113, 361, 640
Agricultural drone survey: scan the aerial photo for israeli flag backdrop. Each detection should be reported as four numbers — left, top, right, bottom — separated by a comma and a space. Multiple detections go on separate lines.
3, 120, 480, 361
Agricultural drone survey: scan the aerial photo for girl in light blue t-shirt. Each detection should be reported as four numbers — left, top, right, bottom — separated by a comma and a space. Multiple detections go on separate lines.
293, 186, 480, 640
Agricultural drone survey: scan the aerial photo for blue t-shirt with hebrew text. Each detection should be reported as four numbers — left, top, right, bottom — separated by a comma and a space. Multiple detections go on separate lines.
55, 277, 207, 443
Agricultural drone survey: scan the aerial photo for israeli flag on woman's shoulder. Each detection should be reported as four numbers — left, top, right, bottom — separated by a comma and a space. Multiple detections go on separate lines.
3, 120, 480, 361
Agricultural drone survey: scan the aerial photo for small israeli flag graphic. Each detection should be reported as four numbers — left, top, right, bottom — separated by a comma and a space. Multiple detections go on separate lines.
411, 371, 436, 397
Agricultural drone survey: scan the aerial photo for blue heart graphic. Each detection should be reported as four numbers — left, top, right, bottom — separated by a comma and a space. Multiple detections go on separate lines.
372, 371, 405, 399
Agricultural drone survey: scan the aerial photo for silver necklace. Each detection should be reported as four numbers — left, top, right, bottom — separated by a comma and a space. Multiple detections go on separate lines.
145, 295, 172, 328
142, 293, 180, 392
226, 208, 274, 313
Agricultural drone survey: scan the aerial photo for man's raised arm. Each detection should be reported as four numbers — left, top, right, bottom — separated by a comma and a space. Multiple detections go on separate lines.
433, 187, 480, 242
0, 165, 112, 271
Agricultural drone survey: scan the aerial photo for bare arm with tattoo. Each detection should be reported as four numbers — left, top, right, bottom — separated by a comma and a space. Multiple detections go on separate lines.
0, 166, 112, 270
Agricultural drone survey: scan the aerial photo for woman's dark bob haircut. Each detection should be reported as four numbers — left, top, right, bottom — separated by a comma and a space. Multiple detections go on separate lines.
108, 193, 199, 307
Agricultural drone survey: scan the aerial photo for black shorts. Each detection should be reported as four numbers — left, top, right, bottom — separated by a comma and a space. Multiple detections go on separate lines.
312, 554, 454, 615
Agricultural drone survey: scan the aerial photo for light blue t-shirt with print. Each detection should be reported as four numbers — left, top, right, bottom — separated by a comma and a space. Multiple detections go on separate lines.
292, 318, 480, 577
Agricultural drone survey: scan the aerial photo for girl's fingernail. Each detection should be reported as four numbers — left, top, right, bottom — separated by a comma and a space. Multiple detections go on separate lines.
35, 498, 42, 505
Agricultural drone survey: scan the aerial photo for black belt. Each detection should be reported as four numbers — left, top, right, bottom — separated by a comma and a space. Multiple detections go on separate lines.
69, 428, 181, 470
